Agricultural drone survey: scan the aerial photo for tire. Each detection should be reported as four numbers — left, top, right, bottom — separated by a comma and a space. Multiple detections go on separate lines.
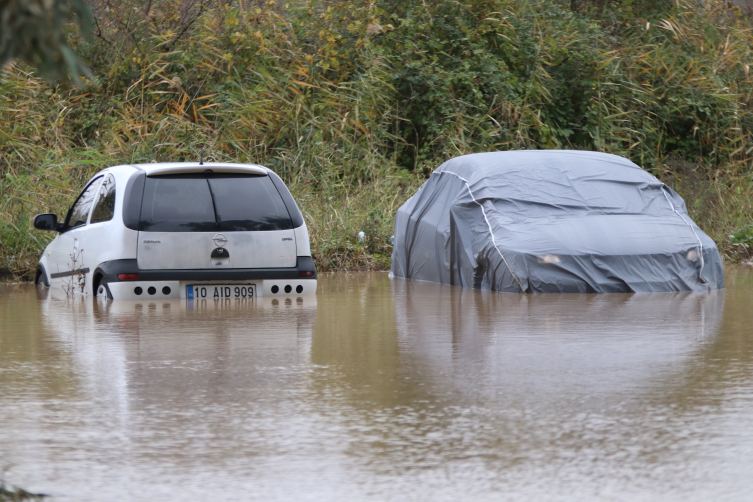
35, 266, 50, 287
95, 280, 113, 299
94, 273, 112, 300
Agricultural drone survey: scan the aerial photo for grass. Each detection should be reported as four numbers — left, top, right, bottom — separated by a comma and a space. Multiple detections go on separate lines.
2, 0, 753, 278
662, 159, 753, 262
293, 175, 422, 272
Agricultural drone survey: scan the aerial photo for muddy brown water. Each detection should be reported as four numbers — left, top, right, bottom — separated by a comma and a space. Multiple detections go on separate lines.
1, 268, 753, 502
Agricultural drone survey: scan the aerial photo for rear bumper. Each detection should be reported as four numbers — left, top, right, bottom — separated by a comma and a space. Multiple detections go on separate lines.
95, 257, 317, 299
108, 278, 317, 300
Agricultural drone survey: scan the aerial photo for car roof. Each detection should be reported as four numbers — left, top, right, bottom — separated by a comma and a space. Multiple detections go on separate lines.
129, 162, 269, 176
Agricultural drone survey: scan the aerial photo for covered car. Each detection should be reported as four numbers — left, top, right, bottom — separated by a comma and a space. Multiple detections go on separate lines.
390, 150, 724, 293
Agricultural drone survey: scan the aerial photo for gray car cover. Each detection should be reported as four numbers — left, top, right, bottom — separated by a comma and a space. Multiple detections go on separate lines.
390, 150, 724, 293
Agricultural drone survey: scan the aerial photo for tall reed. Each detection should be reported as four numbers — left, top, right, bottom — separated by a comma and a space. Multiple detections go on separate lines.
2, 0, 753, 277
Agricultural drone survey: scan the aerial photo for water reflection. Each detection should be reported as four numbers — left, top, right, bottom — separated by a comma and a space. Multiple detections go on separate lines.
1, 288, 318, 501
40, 291, 318, 423
309, 274, 727, 413
392, 280, 724, 402
307, 274, 753, 500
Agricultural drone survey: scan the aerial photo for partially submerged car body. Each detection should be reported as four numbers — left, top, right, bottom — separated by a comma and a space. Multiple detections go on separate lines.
34, 162, 317, 299
391, 151, 724, 293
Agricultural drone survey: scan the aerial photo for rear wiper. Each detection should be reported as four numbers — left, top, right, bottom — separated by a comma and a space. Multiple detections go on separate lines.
206, 179, 221, 228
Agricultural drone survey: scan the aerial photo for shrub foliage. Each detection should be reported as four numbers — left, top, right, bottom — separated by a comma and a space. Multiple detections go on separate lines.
2, 0, 753, 276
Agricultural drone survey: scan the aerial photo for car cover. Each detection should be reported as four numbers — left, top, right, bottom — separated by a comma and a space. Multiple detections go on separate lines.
390, 150, 725, 293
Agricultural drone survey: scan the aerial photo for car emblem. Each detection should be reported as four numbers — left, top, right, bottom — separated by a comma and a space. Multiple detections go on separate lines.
213, 233, 228, 247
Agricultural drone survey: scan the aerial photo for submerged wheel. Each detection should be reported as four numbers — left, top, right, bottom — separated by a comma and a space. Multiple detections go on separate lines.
96, 283, 113, 299
35, 267, 49, 287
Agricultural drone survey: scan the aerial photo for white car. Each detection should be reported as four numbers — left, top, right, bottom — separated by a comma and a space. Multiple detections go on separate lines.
33, 162, 317, 299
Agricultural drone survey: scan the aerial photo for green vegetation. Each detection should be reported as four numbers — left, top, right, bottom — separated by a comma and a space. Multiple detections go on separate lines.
732, 226, 753, 246
731, 223, 753, 258
2, 0, 753, 278
0, 0, 93, 85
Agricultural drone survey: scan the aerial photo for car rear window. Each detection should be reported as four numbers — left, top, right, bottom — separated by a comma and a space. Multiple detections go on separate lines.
139, 174, 293, 232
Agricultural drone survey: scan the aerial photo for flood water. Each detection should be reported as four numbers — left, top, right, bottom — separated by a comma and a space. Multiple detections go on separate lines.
1, 268, 753, 501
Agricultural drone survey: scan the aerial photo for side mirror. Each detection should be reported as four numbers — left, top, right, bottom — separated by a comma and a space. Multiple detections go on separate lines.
33, 214, 60, 232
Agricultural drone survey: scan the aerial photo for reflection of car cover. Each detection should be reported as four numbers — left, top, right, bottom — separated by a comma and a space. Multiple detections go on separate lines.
390, 150, 725, 293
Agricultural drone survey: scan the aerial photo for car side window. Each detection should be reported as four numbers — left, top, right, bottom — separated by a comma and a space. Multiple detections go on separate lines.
66, 176, 103, 230
90, 174, 116, 224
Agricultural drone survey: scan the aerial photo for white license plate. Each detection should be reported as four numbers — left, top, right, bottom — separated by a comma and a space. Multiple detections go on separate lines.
187, 284, 256, 299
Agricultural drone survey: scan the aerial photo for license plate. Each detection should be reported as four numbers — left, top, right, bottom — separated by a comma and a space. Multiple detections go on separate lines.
187, 284, 256, 299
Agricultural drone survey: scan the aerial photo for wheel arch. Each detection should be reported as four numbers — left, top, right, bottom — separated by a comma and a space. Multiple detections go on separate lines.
92, 269, 105, 295
35, 264, 49, 287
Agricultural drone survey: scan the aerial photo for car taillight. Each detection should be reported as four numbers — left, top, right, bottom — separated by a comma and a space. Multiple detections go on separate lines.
299, 271, 315, 278
117, 273, 139, 280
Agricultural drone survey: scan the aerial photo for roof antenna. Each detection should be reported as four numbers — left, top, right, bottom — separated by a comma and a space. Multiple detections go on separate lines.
199, 148, 204, 165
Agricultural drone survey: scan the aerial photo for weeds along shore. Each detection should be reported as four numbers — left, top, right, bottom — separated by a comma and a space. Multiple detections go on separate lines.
2, 0, 753, 279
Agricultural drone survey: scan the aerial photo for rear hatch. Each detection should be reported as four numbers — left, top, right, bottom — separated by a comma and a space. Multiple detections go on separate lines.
137, 173, 297, 270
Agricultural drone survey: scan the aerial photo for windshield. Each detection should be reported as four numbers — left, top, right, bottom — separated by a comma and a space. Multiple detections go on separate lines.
139, 174, 293, 232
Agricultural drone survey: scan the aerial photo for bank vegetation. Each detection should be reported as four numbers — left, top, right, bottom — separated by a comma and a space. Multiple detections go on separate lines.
2, 0, 753, 278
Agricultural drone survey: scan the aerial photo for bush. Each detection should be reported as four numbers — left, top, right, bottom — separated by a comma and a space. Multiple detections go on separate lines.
3, 0, 753, 276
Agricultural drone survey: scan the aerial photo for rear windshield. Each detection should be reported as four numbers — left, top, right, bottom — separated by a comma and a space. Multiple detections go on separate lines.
139, 174, 293, 232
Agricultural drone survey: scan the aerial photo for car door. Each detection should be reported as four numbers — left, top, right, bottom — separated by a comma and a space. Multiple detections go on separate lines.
85, 173, 119, 295
47, 175, 103, 294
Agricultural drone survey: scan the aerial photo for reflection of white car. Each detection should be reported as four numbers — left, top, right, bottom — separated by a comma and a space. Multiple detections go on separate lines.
33, 163, 317, 299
